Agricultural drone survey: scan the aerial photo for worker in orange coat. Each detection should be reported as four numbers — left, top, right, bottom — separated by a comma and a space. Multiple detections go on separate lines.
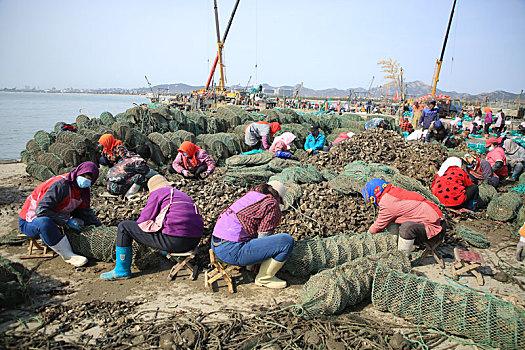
517, 224, 525, 261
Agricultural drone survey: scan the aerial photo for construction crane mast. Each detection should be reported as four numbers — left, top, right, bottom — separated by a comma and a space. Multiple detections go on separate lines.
431, 0, 457, 96
205, 0, 241, 91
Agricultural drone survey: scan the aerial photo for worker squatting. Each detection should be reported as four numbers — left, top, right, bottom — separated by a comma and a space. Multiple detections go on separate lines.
18, 109, 525, 289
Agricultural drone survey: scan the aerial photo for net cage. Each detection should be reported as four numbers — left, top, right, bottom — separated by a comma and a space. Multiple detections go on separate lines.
100, 111, 116, 126
48, 142, 80, 168
282, 232, 397, 277
293, 251, 410, 318
455, 225, 490, 249
478, 183, 499, 208
34, 130, 54, 152
26, 162, 55, 181
56, 131, 89, 156
372, 265, 525, 350
225, 151, 274, 167
486, 191, 522, 222
0, 256, 31, 308
148, 132, 177, 159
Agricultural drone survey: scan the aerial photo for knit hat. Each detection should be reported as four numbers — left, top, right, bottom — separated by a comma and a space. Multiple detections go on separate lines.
267, 180, 286, 203
147, 175, 173, 193
434, 120, 443, 129
362, 178, 389, 206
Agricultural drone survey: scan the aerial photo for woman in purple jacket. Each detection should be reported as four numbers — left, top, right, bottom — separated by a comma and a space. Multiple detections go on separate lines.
101, 175, 203, 280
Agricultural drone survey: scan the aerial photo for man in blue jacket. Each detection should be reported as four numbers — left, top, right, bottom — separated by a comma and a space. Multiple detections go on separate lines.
419, 101, 439, 141
304, 124, 329, 156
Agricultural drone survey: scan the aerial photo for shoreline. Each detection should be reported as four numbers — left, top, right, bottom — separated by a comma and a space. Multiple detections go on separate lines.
0, 91, 148, 98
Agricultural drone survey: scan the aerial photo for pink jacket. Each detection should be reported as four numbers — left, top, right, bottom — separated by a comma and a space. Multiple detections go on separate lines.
486, 146, 508, 177
269, 132, 296, 154
370, 186, 443, 239
172, 149, 216, 175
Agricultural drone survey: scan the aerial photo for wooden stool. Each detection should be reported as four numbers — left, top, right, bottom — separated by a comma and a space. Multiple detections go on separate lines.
413, 239, 445, 269
205, 249, 241, 294
166, 249, 198, 281
452, 248, 484, 286
17, 234, 54, 259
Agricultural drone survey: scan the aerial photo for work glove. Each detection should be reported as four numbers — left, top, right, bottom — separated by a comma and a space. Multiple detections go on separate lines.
67, 218, 84, 231
516, 237, 525, 262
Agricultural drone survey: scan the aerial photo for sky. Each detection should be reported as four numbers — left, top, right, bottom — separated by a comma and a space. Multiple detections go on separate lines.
0, 0, 523, 94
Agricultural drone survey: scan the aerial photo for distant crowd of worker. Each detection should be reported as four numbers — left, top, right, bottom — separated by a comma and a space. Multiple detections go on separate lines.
17, 102, 525, 292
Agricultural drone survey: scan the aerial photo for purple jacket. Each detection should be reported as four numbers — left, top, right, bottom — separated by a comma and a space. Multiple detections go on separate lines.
137, 187, 203, 238
172, 149, 216, 175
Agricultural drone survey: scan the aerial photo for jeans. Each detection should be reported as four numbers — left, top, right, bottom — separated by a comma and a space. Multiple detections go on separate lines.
311, 146, 330, 155
19, 217, 63, 246
511, 162, 524, 179
211, 234, 295, 265
116, 220, 201, 252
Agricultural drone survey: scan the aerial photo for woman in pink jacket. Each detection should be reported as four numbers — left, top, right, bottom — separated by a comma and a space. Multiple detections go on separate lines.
269, 132, 299, 160
362, 178, 446, 254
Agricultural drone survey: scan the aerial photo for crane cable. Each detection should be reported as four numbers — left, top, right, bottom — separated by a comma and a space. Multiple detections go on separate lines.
254, 0, 258, 86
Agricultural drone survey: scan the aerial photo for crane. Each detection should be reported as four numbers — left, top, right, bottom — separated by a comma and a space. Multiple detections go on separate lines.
144, 75, 159, 103
365, 76, 375, 100
204, 0, 241, 92
430, 0, 457, 96
292, 82, 303, 104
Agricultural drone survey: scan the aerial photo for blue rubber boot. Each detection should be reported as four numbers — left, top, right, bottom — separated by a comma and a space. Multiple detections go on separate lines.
100, 246, 132, 281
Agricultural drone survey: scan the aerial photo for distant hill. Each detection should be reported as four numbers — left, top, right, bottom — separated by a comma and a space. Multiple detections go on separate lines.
146, 81, 520, 102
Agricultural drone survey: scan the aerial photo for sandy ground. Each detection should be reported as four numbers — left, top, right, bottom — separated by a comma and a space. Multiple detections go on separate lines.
1, 162, 524, 348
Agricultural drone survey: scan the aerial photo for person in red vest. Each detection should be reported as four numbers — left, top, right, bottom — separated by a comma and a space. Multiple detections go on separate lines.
485, 138, 508, 179
362, 178, 446, 254
19, 162, 101, 267
431, 157, 479, 211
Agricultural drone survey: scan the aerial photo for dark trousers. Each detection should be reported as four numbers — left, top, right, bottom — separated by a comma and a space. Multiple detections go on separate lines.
450, 184, 479, 210
484, 123, 491, 134
399, 221, 446, 244
116, 220, 201, 253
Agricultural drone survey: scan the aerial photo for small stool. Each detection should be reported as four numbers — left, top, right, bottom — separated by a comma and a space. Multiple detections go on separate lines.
166, 248, 198, 281
205, 249, 241, 294
17, 234, 54, 259
413, 239, 445, 269
452, 248, 484, 286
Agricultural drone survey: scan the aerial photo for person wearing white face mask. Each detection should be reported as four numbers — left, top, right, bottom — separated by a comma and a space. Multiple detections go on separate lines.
19, 161, 102, 267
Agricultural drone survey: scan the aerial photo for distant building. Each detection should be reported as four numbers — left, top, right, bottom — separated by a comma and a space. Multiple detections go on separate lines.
275, 88, 293, 97
262, 88, 275, 95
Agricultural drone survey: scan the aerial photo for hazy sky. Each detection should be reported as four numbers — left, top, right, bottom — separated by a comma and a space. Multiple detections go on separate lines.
0, 0, 523, 94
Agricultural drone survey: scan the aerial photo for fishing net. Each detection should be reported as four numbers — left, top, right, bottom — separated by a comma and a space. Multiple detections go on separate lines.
36, 152, 64, 175
478, 183, 498, 207
81, 117, 103, 130
292, 251, 410, 318
486, 191, 522, 222
186, 111, 208, 135
517, 206, 525, 227
56, 131, 89, 156
0, 256, 31, 308
148, 132, 177, 159
225, 151, 274, 167
219, 169, 275, 187
278, 108, 300, 122
164, 130, 196, 146
455, 225, 490, 248
260, 109, 294, 124
76, 114, 90, 128
26, 139, 42, 157
215, 107, 242, 131
20, 150, 33, 164
321, 169, 337, 181
372, 265, 525, 350
281, 181, 302, 211
100, 111, 116, 126
341, 113, 364, 122
65, 226, 160, 270
54, 122, 66, 132
275, 123, 310, 148
26, 162, 55, 181
282, 232, 397, 277
276, 165, 324, 184
78, 128, 104, 145
226, 105, 256, 124
34, 130, 54, 152
197, 133, 244, 156
267, 158, 302, 173
111, 120, 134, 146
48, 142, 79, 167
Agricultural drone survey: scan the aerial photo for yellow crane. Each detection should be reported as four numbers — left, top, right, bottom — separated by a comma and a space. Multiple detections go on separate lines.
431, 0, 457, 96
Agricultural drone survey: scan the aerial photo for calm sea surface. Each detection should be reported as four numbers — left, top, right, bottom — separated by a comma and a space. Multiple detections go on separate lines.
0, 92, 147, 160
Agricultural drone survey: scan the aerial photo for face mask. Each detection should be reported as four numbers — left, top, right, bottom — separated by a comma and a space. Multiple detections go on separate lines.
466, 164, 473, 169
183, 152, 189, 158
488, 146, 495, 152
76, 176, 92, 188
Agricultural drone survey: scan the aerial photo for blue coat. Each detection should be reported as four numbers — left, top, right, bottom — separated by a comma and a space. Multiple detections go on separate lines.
419, 107, 439, 129
304, 133, 326, 151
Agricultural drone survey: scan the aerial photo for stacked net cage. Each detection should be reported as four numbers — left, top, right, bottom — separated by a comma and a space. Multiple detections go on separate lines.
76, 114, 90, 128
0, 256, 31, 308
197, 133, 244, 157
292, 251, 410, 318
56, 131, 89, 156
100, 111, 116, 126
372, 265, 525, 350
225, 151, 274, 167
26, 139, 42, 159
267, 158, 302, 173
274, 124, 310, 149
20, 150, 33, 165
271, 165, 324, 185
36, 152, 64, 175
478, 183, 498, 208
214, 107, 243, 132
282, 232, 397, 277
64, 226, 160, 270
455, 225, 490, 248
34, 130, 54, 152
148, 132, 177, 159
26, 162, 55, 181
321, 169, 337, 181
48, 143, 80, 167
164, 130, 196, 147
486, 191, 522, 222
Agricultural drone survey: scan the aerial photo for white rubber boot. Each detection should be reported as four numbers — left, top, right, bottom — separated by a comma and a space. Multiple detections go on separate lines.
397, 237, 415, 254
255, 258, 287, 289
49, 236, 88, 267
124, 184, 141, 200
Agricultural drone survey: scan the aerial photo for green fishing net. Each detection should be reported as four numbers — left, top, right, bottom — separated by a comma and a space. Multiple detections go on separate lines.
486, 191, 522, 222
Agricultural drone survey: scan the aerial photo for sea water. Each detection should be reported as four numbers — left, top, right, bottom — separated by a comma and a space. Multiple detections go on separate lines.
0, 92, 147, 160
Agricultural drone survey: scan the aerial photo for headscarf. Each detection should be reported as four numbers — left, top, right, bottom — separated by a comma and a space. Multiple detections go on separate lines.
484, 107, 492, 114
65, 161, 99, 204
485, 138, 499, 147
178, 141, 200, 168
98, 134, 123, 157
270, 132, 296, 151
504, 139, 520, 155
270, 122, 281, 137
361, 178, 390, 206
462, 153, 480, 169
437, 157, 462, 177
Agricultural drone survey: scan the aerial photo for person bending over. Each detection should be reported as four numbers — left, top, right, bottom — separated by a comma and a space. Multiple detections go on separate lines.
169, 141, 216, 180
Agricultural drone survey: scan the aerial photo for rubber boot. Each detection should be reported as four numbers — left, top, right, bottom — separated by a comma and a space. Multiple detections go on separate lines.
254, 258, 287, 289
397, 237, 414, 254
124, 184, 141, 200
100, 246, 132, 280
49, 236, 88, 267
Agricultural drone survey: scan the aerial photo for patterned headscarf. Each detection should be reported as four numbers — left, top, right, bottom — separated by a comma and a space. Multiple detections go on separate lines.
361, 178, 389, 206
